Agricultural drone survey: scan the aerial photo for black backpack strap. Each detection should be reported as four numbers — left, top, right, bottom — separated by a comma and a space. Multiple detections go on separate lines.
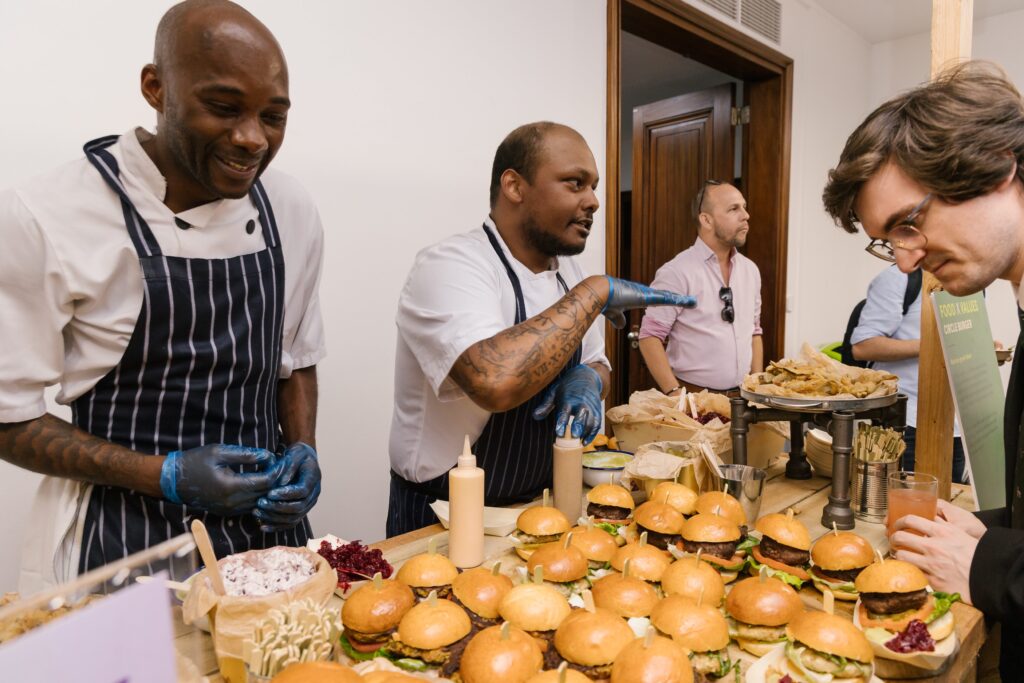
902, 269, 923, 316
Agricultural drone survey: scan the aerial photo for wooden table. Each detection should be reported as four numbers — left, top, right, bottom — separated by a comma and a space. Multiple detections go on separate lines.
176, 458, 988, 682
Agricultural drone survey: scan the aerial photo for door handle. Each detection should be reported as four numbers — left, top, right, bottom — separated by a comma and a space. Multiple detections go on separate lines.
627, 330, 640, 349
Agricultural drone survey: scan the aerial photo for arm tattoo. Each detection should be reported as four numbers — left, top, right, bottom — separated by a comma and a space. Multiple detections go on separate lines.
450, 278, 606, 410
0, 414, 163, 497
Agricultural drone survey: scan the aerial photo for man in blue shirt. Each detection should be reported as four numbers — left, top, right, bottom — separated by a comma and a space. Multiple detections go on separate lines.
850, 265, 966, 482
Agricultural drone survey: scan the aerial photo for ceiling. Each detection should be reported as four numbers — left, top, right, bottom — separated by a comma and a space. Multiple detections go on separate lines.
815, 0, 1024, 44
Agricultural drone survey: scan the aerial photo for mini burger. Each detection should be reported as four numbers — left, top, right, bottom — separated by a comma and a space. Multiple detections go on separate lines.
340, 577, 416, 659
457, 623, 543, 683
650, 594, 735, 681
661, 556, 726, 607
384, 592, 473, 677
396, 552, 459, 599
809, 531, 875, 601
854, 560, 958, 650
552, 607, 636, 680
725, 575, 804, 656
569, 524, 619, 569
678, 513, 745, 583
271, 662, 363, 682
748, 513, 812, 589
586, 484, 635, 531
695, 491, 746, 529
609, 633, 693, 683
591, 564, 660, 618
527, 539, 591, 597
450, 565, 514, 628
498, 580, 572, 667
633, 501, 685, 550
514, 506, 572, 561
650, 481, 698, 517
767, 610, 875, 683
610, 536, 671, 584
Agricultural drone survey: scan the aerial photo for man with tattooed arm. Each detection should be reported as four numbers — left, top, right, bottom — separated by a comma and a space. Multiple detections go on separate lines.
386, 122, 695, 536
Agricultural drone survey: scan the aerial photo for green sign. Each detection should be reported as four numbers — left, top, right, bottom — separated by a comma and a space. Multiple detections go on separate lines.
932, 291, 1005, 509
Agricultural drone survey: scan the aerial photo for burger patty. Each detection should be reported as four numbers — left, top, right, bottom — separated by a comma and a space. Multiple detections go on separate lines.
566, 660, 613, 680
690, 651, 730, 677
758, 535, 809, 567
811, 565, 863, 583
681, 538, 738, 560
733, 622, 787, 642
861, 589, 928, 615
637, 525, 680, 550
587, 503, 631, 521
344, 626, 395, 646
384, 630, 475, 678
513, 531, 563, 546
411, 584, 452, 600
529, 630, 563, 670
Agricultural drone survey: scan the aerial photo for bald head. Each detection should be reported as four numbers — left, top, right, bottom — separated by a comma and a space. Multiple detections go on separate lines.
490, 122, 587, 207
154, 0, 285, 77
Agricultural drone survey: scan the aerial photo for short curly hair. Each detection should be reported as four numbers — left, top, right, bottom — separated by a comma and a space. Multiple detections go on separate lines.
823, 60, 1024, 233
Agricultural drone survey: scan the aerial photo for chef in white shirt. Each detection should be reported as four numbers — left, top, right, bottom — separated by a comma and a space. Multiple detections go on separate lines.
0, 0, 325, 592
387, 122, 697, 536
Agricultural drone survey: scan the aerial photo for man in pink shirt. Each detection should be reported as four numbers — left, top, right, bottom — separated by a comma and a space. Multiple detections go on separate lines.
638, 180, 764, 396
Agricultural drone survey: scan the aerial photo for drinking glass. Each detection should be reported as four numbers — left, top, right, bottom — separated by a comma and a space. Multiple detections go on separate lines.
887, 471, 938, 542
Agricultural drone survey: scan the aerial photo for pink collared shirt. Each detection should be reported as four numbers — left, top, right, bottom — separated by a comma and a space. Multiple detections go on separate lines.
639, 237, 762, 390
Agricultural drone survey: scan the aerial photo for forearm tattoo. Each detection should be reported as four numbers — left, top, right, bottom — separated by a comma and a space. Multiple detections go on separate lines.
452, 279, 605, 408
0, 414, 159, 495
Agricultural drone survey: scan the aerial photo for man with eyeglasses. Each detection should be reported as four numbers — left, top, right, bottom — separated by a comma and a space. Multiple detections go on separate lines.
638, 180, 763, 398
822, 61, 1024, 677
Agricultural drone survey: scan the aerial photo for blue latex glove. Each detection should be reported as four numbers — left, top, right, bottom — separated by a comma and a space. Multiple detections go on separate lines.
254, 442, 321, 533
160, 444, 276, 516
603, 276, 697, 329
532, 364, 604, 444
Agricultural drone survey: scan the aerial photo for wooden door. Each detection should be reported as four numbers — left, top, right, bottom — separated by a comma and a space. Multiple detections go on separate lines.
623, 84, 735, 396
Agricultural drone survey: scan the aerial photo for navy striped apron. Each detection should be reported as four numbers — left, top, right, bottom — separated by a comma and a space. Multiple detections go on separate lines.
73, 135, 310, 576
386, 224, 584, 537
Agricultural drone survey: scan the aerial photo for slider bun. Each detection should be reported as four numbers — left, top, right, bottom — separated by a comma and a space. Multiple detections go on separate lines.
811, 531, 875, 570
634, 501, 685, 535
587, 484, 636, 510
527, 542, 589, 583
396, 598, 471, 650
517, 506, 572, 536
526, 669, 592, 683
395, 552, 458, 588
609, 634, 693, 683
611, 543, 671, 582
695, 491, 746, 526
787, 610, 874, 663
725, 576, 804, 627
660, 558, 726, 606
458, 624, 543, 683
651, 482, 698, 516
755, 513, 811, 551
854, 559, 929, 595
554, 608, 635, 666
452, 567, 514, 619
498, 583, 571, 632
650, 594, 730, 652
680, 513, 740, 543
591, 572, 660, 618
569, 525, 618, 563
270, 662, 363, 682
341, 579, 415, 633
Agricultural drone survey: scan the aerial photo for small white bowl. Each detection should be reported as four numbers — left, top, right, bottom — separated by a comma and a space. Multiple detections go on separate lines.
582, 450, 633, 487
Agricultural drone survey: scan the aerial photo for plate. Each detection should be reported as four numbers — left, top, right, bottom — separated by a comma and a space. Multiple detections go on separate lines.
429, 500, 521, 537
745, 643, 883, 682
852, 597, 958, 673
741, 389, 900, 414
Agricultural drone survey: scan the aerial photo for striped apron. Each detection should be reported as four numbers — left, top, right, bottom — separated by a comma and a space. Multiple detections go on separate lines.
386, 224, 583, 537
72, 135, 310, 575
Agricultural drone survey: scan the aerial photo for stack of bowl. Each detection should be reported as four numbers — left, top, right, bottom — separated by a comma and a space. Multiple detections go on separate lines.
804, 428, 834, 477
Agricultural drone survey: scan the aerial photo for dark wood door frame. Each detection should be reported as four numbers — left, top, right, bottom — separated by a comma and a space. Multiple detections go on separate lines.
606, 0, 794, 407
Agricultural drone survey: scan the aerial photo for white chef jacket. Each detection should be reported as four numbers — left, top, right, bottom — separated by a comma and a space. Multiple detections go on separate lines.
389, 218, 611, 483
0, 128, 326, 424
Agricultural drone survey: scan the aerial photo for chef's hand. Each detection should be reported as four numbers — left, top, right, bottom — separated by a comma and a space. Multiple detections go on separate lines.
532, 364, 603, 444
254, 442, 321, 533
603, 276, 697, 329
892, 514, 977, 604
160, 444, 276, 515
935, 499, 987, 539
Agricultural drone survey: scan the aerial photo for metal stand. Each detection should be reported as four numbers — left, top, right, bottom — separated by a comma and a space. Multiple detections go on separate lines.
730, 393, 908, 529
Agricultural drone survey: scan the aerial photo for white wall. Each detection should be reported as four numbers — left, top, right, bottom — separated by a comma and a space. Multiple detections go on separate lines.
0, 0, 606, 591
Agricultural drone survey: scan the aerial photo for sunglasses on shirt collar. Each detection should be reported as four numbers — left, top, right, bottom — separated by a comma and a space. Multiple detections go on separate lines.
719, 286, 735, 324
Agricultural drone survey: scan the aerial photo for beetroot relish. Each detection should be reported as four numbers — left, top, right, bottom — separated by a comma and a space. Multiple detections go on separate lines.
885, 619, 935, 653
697, 411, 731, 425
317, 539, 393, 591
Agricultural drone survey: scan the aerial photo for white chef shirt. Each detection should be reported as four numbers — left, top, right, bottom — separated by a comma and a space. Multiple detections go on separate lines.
389, 219, 611, 483
0, 128, 326, 423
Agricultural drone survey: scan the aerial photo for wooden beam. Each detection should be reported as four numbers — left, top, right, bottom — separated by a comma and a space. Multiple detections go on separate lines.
918, 0, 973, 501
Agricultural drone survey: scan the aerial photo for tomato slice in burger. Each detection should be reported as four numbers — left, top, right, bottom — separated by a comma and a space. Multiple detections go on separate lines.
751, 546, 810, 581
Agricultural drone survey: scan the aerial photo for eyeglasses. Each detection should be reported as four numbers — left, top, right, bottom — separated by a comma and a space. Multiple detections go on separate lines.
864, 194, 932, 263
719, 286, 734, 323
695, 179, 723, 217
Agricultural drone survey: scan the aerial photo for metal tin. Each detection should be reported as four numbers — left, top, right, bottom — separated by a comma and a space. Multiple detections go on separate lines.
740, 389, 899, 414
851, 458, 898, 522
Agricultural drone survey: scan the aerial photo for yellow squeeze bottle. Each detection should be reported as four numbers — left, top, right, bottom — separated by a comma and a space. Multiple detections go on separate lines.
553, 417, 584, 522
448, 435, 485, 568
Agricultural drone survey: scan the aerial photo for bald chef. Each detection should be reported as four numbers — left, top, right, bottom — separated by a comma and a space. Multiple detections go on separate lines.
0, 0, 324, 591
386, 121, 696, 536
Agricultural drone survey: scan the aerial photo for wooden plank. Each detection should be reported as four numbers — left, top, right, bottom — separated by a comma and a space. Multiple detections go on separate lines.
917, 1, 975, 501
